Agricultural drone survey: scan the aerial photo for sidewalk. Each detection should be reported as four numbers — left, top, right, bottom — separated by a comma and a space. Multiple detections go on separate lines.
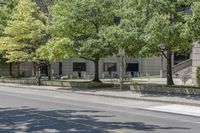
0, 82, 200, 107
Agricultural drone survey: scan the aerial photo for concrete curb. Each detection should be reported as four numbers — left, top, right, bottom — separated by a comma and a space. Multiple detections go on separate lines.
1, 83, 200, 107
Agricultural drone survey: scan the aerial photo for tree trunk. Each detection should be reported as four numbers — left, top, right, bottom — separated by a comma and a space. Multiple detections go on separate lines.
48, 63, 52, 80
92, 58, 101, 82
167, 50, 174, 85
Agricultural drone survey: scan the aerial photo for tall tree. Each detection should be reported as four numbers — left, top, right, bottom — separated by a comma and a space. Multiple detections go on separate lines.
0, 0, 17, 62
0, 0, 50, 77
47, 0, 120, 82
184, 1, 200, 41
141, 0, 192, 85
0, 0, 18, 76
36, 37, 73, 63
102, 0, 147, 57
3, 0, 48, 62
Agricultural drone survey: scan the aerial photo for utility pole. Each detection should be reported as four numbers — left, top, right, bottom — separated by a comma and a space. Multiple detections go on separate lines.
119, 49, 125, 90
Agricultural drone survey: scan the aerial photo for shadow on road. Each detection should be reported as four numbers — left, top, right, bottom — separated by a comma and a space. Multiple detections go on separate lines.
0, 107, 190, 133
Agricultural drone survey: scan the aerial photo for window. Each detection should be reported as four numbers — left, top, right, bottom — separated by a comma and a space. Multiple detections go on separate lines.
73, 63, 86, 71
104, 63, 117, 72
59, 62, 62, 75
126, 63, 139, 72
174, 53, 190, 65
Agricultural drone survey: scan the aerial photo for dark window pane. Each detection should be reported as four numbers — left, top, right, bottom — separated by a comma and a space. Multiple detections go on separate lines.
40, 64, 48, 76
73, 63, 86, 71
59, 62, 62, 75
174, 53, 190, 65
126, 63, 139, 72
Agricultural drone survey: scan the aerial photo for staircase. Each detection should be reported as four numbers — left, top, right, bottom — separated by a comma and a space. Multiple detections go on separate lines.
162, 59, 192, 78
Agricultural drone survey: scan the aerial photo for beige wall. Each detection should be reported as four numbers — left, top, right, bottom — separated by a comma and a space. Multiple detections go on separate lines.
140, 56, 167, 76
19, 62, 34, 77
192, 43, 200, 85
51, 58, 94, 78
0, 62, 34, 77
0, 63, 10, 76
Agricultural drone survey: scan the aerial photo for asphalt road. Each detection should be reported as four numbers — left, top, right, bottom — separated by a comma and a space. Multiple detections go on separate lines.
0, 85, 199, 133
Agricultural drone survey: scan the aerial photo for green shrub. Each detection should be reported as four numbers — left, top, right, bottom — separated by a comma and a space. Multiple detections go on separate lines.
197, 66, 200, 86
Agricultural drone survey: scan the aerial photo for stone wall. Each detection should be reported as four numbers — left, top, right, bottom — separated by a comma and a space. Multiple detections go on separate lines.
130, 84, 200, 95
0, 79, 114, 89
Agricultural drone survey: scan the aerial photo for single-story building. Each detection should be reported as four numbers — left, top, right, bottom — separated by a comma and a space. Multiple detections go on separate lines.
0, 54, 192, 80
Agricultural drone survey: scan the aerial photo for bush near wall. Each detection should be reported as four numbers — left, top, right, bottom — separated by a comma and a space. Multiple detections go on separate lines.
197, 66, 200, 86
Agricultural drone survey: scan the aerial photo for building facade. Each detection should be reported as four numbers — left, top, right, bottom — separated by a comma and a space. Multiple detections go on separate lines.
0, 53, 194, 82
0, 56, 166, 79
50, 56, 167, 79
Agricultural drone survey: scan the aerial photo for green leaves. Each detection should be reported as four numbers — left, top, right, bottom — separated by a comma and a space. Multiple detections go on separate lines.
141, 0, 192, 57
48, 0, 119, 60
0, 0, 196, 66
184, 1, 200, 41
36, 38, 73, 62
0, 0, 47, 63
0, 0, 17, 36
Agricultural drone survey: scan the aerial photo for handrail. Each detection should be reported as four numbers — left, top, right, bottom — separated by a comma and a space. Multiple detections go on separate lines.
162, 59, 192, 77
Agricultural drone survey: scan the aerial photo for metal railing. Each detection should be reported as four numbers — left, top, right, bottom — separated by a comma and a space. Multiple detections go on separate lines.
162, 59, 192, 78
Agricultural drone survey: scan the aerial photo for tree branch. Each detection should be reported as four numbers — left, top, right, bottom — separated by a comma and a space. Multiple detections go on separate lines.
161, 51, 168, 60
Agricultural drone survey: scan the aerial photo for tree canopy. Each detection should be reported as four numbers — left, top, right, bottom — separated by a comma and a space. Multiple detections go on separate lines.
0, 0, 197, 85
0, 0, 48, 63
0, 0, 17, 36
140, 0, 193, 85
102, 0, 147, 57
43, 0, 122, 81
185, 1, 200, 42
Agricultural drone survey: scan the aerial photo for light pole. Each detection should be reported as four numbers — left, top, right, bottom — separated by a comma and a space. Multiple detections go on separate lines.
159, 44, 165, 78
114, 16, 125, 90
118, 48, 125, 90
114, 0, 126, 90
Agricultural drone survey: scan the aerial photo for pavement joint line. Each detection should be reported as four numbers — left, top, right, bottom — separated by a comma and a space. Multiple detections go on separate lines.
1, 83, 200, 107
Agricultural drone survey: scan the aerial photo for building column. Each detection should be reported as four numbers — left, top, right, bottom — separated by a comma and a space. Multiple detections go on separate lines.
192, 42, 200, 85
